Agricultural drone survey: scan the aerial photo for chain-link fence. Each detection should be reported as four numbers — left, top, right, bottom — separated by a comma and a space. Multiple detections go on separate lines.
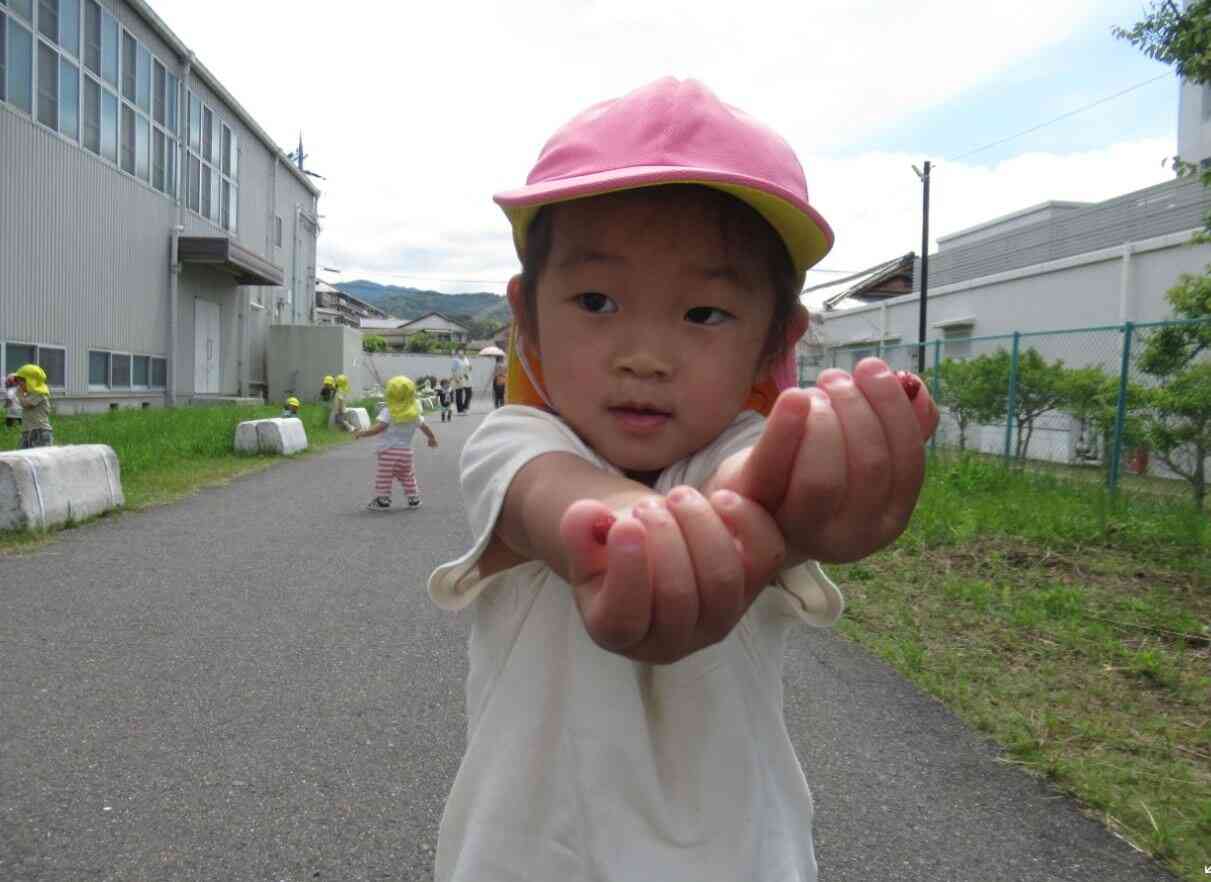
806, 318, 1211, 507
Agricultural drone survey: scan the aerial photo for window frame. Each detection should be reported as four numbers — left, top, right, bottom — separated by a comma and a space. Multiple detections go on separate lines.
109, 351, 131, 389
87, 348, 110, 389
3, 342, 66, 390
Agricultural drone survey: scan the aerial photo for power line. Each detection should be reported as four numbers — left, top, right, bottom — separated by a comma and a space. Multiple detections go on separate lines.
942, 72, 1173, 165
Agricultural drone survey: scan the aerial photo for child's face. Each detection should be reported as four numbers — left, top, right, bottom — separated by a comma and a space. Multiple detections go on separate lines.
515, 191, 780, 475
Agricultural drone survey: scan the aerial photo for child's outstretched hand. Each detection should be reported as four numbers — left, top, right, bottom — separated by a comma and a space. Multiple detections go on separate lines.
427, 436, 438, 448
558, 489, 786, 664
716, 358, 939, 565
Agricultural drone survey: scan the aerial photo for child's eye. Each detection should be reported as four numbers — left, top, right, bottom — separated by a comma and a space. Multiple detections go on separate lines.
576, 292, 617, 314
685, 306, 733, 325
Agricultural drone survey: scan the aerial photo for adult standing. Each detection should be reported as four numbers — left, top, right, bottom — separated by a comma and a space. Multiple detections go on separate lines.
450, 346, 472, 415
492, 357, 506, 409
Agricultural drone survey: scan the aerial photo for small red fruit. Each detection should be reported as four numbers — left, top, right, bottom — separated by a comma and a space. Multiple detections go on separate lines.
896, 370, 922, 401
591, 514, 617, 545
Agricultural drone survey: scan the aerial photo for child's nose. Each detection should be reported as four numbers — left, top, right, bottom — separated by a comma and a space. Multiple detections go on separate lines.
613, 349, 672, 380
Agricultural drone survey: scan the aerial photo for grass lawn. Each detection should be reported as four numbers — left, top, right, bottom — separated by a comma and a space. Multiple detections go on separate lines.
0, 400, 375, 551
832, 454, 1209, 881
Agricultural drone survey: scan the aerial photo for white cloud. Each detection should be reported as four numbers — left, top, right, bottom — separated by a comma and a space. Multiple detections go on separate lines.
146, 0, 1170, 295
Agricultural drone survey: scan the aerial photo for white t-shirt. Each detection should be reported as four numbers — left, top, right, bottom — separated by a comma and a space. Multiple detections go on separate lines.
427, 405, 844, 882
450, 356, 471, 390
374, 407, 424, 451
4, 387, 21, 419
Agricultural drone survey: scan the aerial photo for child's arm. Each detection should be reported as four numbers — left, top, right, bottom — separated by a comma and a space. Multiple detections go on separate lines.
496, 453, 787, 664
353, 422, 387, 439
419, 423, 438, 448
704, 359, 939, 566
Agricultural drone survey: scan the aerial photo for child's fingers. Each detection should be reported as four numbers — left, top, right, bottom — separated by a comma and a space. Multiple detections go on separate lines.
709, 489, 787, 608
731, 388, 811, 513
558, 499, 614, 584
578, 517, 652, 653
665, 486, 745, 646
778, 387, 847, 539
632, 497, 698, 662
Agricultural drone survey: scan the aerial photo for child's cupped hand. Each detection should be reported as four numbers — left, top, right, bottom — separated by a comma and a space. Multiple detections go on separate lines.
717, 358, 939, 565
559, 488, 786, 665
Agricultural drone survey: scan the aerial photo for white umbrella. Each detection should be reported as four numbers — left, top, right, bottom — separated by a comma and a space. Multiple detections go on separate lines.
478, 345, 506, 357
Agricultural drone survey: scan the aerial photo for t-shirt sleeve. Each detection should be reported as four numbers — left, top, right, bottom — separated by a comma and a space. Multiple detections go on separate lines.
658, 410, 844, 629
428, 406, 608, 611
376, 407, 390, 425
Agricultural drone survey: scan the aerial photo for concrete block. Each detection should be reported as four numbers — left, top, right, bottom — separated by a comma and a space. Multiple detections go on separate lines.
0, 444, 124, 532
234, 421, 262, 453
344, 407, 370, 431
257, 418, 308, 455
234, 418, 309, 455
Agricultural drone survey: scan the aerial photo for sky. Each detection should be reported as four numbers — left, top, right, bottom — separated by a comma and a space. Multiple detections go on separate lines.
149, 0, 1180, 309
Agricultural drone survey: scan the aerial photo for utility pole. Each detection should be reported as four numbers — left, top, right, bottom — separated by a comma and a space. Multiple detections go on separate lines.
913, 161, 931, 373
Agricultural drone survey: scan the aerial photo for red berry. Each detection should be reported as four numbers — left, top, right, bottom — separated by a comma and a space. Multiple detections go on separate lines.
591, 514, 616, 545
896, 370, 922, 400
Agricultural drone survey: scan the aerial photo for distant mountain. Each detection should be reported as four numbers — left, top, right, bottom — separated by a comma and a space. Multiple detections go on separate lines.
335, 280, 510, 325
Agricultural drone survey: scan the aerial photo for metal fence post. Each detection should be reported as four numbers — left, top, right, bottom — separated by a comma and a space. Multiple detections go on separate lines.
1108, 322, 1134, 494
1003, 332, 1021, 462
931, 339, 942, 453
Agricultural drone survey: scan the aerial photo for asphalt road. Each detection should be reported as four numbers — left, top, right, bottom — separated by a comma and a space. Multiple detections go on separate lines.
0, 403, 1180, 882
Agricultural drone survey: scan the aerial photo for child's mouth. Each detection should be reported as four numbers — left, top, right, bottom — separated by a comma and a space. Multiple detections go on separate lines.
608, 405, 672, 434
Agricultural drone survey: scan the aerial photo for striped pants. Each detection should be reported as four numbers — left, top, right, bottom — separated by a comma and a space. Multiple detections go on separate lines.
375, 447, 418, 499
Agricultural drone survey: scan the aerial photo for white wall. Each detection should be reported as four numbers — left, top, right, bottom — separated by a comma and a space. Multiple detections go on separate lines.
357, 352, 498, 396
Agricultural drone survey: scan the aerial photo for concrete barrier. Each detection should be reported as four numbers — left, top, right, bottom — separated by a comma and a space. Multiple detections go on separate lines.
233, 418, 309, 455
0, 444, 124, 532
344, 407, 371, 431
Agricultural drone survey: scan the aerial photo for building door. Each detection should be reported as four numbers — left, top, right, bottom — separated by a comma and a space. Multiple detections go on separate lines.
194, 300, 221, 394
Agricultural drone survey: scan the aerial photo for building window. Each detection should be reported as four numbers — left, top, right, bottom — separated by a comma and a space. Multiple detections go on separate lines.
221, 123, 231, 175
188, 90, 199, 150
132, 354, 149, 387
152, 56, 163, 124
82, 72, 98, 151
99, 84, 115, 162
58, 0, 77, 58
134, 112, 148, 180
275, 216, 283, 247
83, 0, 98, 73
36, 36, 54, 126
98, 4, 115, 87
0, 15, 7, 104
38, 346, 65, 387
37, 0, 56, 43
200, 163, 211, 217
943, 326, 973, 360
152, 127, 164, 191
201, 102, 211, 160
187, 154, 199, 211
111, 353, 130, 388
5, 343, 36, 375
7, 17, 33, 114
150, 357, 167, 388
88, 349, 109, 387
134, 41, 148, 113
119, 102, 134, 173
119, 28, 133, 101
58, 55, 77, 139
10, 0, 34, 22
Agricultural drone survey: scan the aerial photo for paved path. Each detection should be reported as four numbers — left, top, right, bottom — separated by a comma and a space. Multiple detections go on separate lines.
0, 404, 1179, 881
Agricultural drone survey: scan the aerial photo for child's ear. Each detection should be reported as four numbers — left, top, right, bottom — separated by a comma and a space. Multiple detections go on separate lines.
506, 275, 538, 355
758, 304, 810, 381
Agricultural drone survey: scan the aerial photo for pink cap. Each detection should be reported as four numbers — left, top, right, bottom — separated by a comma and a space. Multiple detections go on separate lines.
494, 77, 834, 280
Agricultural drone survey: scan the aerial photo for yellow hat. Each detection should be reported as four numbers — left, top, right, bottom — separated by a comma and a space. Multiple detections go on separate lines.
322, 375, 335, 387
15, 364, 50, 397
335, 374, 350, 393
385, 375, 419, 423
286, 397, 300, 408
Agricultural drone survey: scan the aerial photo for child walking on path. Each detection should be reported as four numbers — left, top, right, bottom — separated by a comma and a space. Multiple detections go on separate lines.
12, 365, 53, 449
427, 78, 938, 882
354, 375, 437, 511
437, 379, 454, 423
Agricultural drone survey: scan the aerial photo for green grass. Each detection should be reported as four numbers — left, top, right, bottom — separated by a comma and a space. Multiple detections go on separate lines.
0, 402, 358, 550
834, 453, 1209, 881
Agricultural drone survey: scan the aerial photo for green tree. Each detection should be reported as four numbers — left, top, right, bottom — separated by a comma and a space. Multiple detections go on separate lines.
962, 348, 1067, 460
405, 331, 438, 353
362, 334, 387, 353
1114, 1, 1211, 85
936, 357, 1001, 451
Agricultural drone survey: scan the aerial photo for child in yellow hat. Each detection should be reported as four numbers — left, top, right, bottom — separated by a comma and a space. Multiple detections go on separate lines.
353, 375, 437, 511
328, 374, 353, 431
281, 397, 301, 419
12, 365, 53, 449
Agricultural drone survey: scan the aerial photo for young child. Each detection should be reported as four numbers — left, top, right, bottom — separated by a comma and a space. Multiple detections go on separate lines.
13, 364, 53, 449
281, 396, 301, 419
354, 375, 437, 511
437, 378, 454, 423
329, 374, 352, 431
426, 78, 938, 882
319, 375, 336, 402
4, 374, 22, 429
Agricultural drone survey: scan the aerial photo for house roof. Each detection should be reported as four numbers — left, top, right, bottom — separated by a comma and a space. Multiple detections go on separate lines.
813, 253, 917, 311
398, 312, 472, 332
360, 318, 408, 330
